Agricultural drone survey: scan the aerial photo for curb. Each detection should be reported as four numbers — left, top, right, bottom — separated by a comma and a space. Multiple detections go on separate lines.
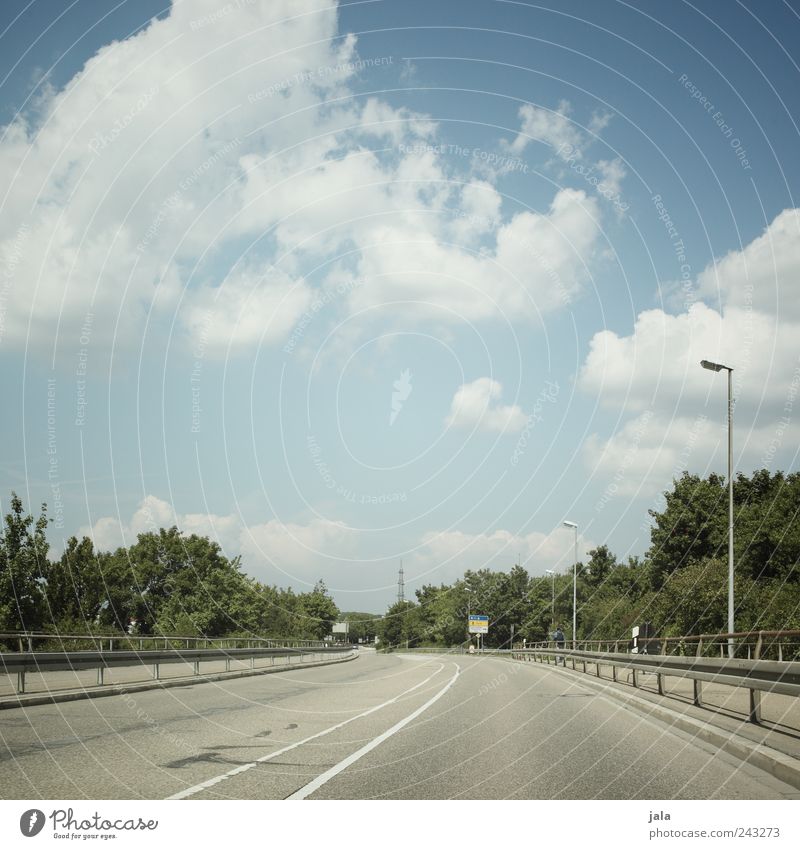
0, 651, 358, 711
513, 657, 800, 791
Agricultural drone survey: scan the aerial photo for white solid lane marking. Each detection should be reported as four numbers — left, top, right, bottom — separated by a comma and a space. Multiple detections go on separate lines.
287, 663, 461, 800
167, 662, 446, 800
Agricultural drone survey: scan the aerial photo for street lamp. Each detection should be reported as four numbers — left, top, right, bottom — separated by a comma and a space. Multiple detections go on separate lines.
700, 359, 735, 658
563, 521, 578, 648
545, 569, 555, 626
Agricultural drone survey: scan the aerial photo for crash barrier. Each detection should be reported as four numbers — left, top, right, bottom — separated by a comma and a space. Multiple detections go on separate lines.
0, 631, 329, 653
526, 629, 800, 663
512, 644, 800, 724
0, 641, 357, 695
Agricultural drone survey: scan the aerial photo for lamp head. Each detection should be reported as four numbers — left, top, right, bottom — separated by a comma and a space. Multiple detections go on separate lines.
562, 520, 577, 529
700, 359, 730, 372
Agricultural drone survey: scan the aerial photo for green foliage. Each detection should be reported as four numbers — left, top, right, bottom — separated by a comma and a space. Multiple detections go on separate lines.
0, 493, 49, 630
340, 611, 381, 643
377, 601, 418, 648
296, 580, 339, 639
2, 467, 799, 646
647, 472, 728, 587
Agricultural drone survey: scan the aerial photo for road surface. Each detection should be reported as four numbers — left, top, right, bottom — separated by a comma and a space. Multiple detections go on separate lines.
1, 650, 795, 799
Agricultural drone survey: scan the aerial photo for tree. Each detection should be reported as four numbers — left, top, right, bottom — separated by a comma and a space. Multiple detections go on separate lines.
585, 545, 618, 588
297, 580, 339, 640
647, 472, 728, 587
0, 494, 49, 631
377, 601, 418, 648
339, 611, 381, 643
42, 536, 105, 628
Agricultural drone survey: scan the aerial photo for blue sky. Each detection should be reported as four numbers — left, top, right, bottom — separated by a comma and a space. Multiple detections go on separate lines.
1, 0, 799, 611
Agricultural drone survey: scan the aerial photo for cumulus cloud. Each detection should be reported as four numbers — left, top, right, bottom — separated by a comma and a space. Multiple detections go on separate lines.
0, 2, 611, 360
411, 526, 593, 584
79, 494, 243, 554
80, 495, 364, 589
346, 187, 601, 322
510, 100, 583, 156
579, 209, 800, 492
696, 208, 800, 318
80, 495, 589, 601
445, 377, 527, 433
0, 0, 450, 358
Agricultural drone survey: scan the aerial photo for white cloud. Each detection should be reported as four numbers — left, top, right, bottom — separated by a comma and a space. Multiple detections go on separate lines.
81, 495, 360, 589
411, 526, 593, 584
79, 495, 594, 603
79, 494, 243, 554
0, 0, 440, 357
183, 263, 312, 355
579, 209, 800, 493
696, 208, 800, 318
346, 187, 601, 323
445, 377, 527, 433
0, 5, 613, 360
510, 100, 582, 156
595, 158, 627, 197
241, 517, 359, 576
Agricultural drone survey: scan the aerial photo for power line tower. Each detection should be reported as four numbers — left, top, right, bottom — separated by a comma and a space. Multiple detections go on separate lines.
397, 562, 405, 604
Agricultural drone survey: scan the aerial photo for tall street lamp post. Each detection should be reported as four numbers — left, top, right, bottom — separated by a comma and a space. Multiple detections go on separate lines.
700, 359, 735, 659
563, 521, 578, 648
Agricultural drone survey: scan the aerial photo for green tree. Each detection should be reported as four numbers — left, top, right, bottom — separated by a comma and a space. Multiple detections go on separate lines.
0, 493, 49, 631
377, 600, 418, 648
647, 472, 728, 587
340, 611, 381, 643
42, 536, 105, 628
297, 580, 339, 640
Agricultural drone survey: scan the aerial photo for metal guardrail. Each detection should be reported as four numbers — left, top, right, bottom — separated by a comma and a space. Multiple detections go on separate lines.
511, 646, 800, 724
526, 629, 800, 662
1, 644, 357, 695
0, 631, 328, 653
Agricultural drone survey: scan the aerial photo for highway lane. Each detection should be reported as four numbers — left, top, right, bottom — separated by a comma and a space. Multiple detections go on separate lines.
0, 650, 795, 800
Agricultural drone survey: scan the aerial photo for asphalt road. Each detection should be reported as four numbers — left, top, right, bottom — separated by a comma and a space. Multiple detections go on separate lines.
1, 650, 795, 800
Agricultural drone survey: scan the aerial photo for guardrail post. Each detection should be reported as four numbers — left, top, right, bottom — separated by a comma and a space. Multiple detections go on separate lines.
97, 665, 104, 686
779, 643, 783, 662
631, 669, 637, 688
17, 670, 25, 694
193, 660, 200, 676
693, 679, 702, 707
250, 655, 255, 669
754, 631, 763, 661
153, 663, 160, 680
656, 673, 664, 695
749, 688, 762, 724
612, 664, 617, 682
225, 657, 230, 672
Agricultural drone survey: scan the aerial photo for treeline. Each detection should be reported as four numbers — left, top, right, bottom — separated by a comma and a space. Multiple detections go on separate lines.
377, 470, 800, 649
0, 493, 340, 640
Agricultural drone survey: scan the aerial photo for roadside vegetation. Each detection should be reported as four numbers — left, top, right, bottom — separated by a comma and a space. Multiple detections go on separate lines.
2, 469, 798, 650
376, 470, 800, 649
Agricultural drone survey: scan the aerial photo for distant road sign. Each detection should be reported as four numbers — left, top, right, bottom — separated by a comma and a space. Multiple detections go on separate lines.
468, 615, 489, 634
